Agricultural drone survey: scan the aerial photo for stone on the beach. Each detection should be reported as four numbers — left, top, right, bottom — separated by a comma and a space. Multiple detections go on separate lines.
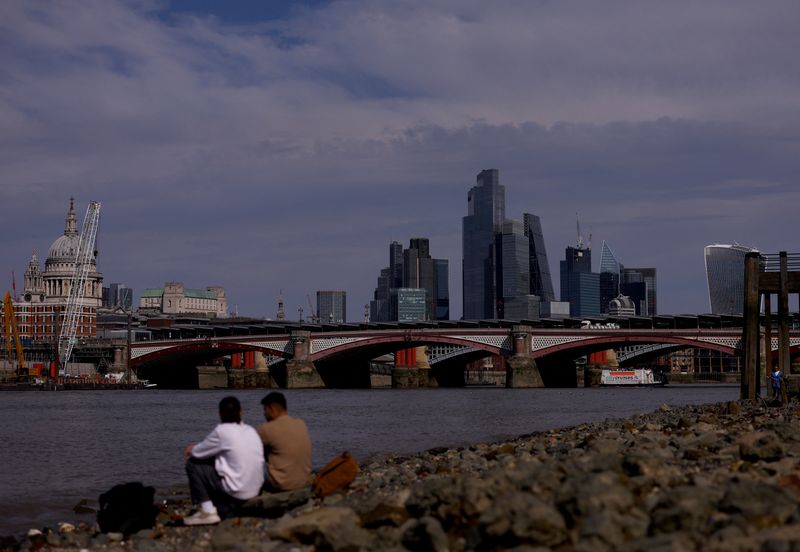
479, 492, 568, 547
738, 431, 785, 462
400, 516, 449, 552
719, 479, 799, 529
240, 487, 313, 518
267, 506, 372, 551
556, 471, 635, 523
648, 485, 721, 535
577, 508, 649, 549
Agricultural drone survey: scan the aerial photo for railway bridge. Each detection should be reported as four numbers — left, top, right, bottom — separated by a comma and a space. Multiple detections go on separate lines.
127, 316, 800, 388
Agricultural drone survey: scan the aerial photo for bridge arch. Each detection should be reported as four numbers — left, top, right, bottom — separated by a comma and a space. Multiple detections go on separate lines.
533, 335, 738, 361
311, 334, 509, 363
131, 339, 290, 368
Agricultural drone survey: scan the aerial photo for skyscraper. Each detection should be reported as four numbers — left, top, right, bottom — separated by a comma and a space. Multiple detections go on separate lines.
622, 267, 657, 316
560, 241, 600, 317
524, 213, 555, 303
317, 290, 346, 323
370, 238, 449, 321
497, 220, 534, 318
404, 238, 437, 319
599, 241, 621, 314
704, 244, 756, 314
463, 169, 505, 319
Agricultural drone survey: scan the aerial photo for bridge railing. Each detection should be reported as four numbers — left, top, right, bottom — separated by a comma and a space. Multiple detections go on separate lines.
761, 253, 800, 272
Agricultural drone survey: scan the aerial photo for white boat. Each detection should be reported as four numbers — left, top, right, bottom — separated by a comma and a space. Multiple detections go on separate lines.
600, 369, 663, 386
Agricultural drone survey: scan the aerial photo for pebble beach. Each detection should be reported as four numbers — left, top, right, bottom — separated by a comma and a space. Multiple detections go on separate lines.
6, 398, 800, 551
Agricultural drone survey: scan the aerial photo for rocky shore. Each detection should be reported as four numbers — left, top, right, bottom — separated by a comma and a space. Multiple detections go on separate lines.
7, 398, 800, 551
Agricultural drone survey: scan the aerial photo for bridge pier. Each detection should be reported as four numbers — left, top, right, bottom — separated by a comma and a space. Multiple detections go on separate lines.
506, 326, 544, 388
286, 331, 324, 389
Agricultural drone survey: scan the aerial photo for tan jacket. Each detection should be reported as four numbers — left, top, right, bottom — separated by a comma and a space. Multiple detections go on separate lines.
257, 415, 312, 491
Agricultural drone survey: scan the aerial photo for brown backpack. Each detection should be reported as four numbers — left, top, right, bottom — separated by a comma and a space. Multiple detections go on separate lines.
312, 451, 359, 498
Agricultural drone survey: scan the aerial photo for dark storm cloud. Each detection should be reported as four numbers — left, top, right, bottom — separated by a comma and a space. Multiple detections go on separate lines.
1, 0, 798, 317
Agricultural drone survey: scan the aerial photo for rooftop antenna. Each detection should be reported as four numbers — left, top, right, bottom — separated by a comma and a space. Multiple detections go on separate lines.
576, 213, 584, 249
588, 231, 593, 251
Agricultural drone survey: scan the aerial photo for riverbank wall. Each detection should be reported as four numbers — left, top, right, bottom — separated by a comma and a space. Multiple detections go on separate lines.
9, 399, 800, 551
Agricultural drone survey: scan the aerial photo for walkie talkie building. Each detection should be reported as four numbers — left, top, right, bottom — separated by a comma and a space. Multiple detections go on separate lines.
704, 243, 758, 314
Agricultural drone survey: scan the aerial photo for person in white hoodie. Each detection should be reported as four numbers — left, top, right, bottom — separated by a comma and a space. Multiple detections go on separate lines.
182, 396, 265, 525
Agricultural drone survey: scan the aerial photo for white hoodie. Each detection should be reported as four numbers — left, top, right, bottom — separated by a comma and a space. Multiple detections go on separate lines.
191, 422, 265, 500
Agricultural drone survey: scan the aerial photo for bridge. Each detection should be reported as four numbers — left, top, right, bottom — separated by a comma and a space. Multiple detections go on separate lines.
128, 316, 800, 389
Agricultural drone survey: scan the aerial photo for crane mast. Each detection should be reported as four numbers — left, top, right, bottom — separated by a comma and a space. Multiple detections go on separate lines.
58, 201, 101, 373
3, 292, 25, 377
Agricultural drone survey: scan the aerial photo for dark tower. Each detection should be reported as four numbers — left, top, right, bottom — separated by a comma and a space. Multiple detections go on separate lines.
462, 169, 505, 319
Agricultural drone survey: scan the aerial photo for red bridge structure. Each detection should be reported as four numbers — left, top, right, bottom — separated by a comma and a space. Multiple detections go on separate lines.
128, 315, 800, 389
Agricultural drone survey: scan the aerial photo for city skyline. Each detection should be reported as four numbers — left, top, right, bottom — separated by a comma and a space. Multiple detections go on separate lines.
2, 1, 799, 320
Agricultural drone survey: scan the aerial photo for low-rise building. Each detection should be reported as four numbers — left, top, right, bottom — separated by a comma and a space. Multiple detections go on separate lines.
139, 282, 228, 318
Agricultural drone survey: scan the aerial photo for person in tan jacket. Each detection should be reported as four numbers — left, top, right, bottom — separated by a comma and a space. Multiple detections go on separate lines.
257, 392, 312, 491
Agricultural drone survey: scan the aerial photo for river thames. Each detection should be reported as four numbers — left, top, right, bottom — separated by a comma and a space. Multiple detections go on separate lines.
0, 386, 739, 535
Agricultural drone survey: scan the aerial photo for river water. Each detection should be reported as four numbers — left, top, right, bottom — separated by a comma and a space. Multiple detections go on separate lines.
0, 386, 739, 535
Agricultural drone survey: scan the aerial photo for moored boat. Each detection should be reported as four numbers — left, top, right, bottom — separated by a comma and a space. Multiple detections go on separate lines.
600, 368, 664, 386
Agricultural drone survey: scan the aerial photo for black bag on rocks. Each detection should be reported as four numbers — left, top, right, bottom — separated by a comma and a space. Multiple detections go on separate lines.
97, 482, 159, 535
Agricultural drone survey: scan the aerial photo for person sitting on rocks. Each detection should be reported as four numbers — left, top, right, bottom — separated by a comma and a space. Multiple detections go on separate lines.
182, 396, 265, 525
257, 392, 312, 492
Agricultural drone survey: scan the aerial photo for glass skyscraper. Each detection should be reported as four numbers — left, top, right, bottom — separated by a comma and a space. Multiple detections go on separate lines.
622, 267, 657, 316
560, 245, 600, 316
370, 239, 449, 322
316, 290, 346, 323
463, 169, 505, 319
524, 213, 555, 303
704, 244, 757, 314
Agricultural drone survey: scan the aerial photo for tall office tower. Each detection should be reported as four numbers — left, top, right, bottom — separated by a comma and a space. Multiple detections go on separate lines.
389, 241, 404, 288
621, 267, 657, 316
102, 283, 133, 310
317, 290, 346, 323
599, 241, 622, 314
434, 259, 450, 320
560, 240, 600, 317
497, 220, 538, 318
404, 238, 437, 320
704, 244, 756, 314
523, 213, 555, 302
370, 266, 392, 322
463, 169, 505, 319
370, 239, 449, 322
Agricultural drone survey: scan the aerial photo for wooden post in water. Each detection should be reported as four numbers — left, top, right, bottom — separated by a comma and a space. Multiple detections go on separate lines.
779, 252, 791, 377
742, 252, 761, 400
764, 293, 772, 395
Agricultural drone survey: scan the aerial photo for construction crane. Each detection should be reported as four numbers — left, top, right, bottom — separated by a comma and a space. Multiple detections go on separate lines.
3, 292, 25, 378
58, 201, 101, 374
306, 294, 319, 324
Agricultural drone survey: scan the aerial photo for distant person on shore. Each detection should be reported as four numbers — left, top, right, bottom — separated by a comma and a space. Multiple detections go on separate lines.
257, 392, 312, 492
772, 364, 787, 403
182, 396, 265, 525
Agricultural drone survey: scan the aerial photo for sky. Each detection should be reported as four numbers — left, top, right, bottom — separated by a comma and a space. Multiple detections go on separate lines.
1, 0, 799, 320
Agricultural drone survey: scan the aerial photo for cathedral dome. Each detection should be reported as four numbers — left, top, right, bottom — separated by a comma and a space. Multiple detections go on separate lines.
48, 234, 80, 261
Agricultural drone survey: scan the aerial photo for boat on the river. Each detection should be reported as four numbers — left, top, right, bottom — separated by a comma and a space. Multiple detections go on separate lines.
600, 368, 664, 386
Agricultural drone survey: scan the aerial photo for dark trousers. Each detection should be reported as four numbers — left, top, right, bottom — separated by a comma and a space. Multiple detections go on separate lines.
185, 457, 244, 518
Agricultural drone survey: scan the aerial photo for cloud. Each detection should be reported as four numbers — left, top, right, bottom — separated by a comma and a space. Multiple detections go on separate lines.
1, 0, 798, 317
